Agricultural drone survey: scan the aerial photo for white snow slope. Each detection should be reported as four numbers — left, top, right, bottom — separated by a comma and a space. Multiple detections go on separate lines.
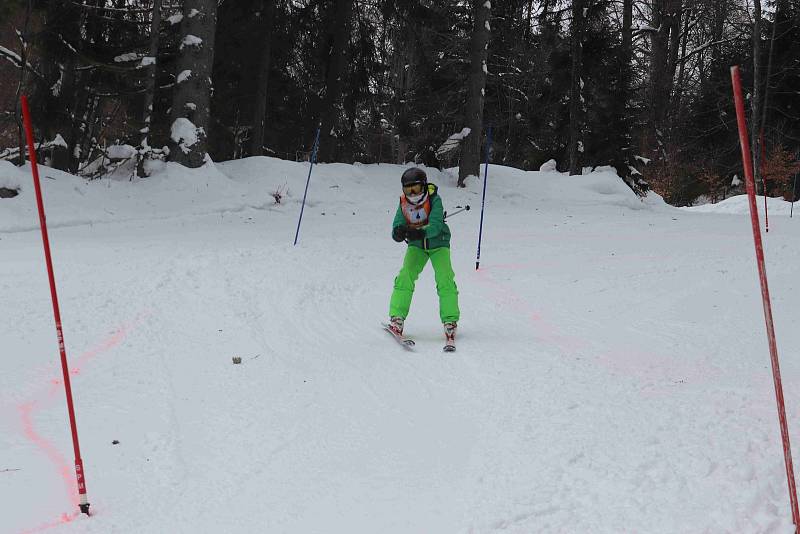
1, 157, 799, 533
685, 194, 797, 217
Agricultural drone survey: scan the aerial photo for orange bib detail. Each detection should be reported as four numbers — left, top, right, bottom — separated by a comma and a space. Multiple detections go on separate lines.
400, 195, 431, 229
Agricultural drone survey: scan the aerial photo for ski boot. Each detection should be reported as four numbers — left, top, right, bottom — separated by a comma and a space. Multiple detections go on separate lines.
443, 322, 457, 352
388, 316, 405, 337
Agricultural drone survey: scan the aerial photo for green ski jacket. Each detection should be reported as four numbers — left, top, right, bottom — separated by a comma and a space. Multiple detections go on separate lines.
392, 183, 452, 250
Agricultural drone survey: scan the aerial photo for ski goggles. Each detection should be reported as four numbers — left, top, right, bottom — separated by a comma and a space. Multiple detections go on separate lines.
402, 183, 425, 196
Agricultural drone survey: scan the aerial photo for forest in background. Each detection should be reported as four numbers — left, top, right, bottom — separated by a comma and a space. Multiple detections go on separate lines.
0, 0, 799, 205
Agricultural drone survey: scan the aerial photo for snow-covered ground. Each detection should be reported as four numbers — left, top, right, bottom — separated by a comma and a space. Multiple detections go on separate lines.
685, 194, 797, 217
1, 157, 799, 533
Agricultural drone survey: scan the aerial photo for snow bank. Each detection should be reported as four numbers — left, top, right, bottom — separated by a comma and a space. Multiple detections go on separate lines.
0, 161, 245, 232
0, 157, 664, 234
520, 165, 666, 212
684, 194, 796, 216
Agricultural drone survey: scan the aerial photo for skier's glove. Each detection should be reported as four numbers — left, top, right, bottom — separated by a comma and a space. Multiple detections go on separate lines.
405, 227, 426, 240
392, 225, 407, 242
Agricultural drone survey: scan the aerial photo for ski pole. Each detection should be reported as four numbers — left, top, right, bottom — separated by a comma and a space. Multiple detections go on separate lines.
444, 205, 470, 221
293, 126, 321, 246
475, 126, 493, 270
21, 95, 91, 516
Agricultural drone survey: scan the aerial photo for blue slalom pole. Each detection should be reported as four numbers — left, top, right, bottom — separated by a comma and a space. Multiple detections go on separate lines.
475, 126, 493, 270
293, 127, 321, 246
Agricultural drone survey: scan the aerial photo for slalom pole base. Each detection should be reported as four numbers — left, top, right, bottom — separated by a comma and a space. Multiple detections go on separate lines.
79, 503, 91, 515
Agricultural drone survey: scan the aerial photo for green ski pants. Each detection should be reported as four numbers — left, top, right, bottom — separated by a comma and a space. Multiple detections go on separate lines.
389, 246, 460, 323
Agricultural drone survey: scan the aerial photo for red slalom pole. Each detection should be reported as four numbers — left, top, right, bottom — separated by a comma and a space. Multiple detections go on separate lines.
20, 96, 91, 516
731, 66, 799, 528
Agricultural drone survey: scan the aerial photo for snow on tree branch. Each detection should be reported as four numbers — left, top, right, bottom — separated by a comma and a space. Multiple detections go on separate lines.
436, 128, 471, 159
180, 35, 203, 50
0, 45, 43, 79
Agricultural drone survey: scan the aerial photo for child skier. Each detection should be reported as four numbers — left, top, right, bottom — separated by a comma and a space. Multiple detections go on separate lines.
388, 167, 460, 350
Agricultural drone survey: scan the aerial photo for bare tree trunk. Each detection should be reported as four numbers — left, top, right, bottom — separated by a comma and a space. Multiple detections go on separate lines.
77, 94, 100, 170
251, 0, 275, 156
622, 0, 632, 65
170, 0, 218, 168
138, 0, 161, 176
672, 5, 691, 115
525, 0, 534, 40
647, 0, 678, 160
568, 0, 584, 175
752, 0, 762, 188
621, 0, 633, 139
67, 68, 92, 170
39, 0, 81, 171
458, 0, 491, 186
15, 0, 32, 166
616, 0, 644, 190
52, 59, 78, 171
709, 1, 727, 74
666, 2, 683, 82
317, 0, 355, 163
759, 0, 780, 156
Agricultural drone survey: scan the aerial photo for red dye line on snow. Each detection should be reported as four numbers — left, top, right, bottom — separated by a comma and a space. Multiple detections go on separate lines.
471, 264, 709, 388
18, 511, 80, 534
19, 399, 78, 506
14, 315, 145, 534
470, 265, 588, 353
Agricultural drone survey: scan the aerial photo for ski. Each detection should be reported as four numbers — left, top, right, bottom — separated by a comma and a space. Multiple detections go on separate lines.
382, 323, 415, 350
443, 343, 456, 353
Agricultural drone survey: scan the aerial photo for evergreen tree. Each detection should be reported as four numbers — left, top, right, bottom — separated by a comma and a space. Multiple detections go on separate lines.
0, 0, 796, 206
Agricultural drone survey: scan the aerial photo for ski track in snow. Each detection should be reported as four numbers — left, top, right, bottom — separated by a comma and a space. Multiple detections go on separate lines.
1, 157, 799, 533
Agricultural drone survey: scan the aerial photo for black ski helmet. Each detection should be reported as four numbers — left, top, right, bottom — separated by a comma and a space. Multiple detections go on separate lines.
401, 167, 427, 187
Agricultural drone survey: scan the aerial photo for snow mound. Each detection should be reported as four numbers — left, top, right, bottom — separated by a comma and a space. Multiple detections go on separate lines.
684, 194, 796, 216
525, 166, 666, 211
0, 160, 23, 192
0, 157, 662, 234
0, 160, 244, 232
